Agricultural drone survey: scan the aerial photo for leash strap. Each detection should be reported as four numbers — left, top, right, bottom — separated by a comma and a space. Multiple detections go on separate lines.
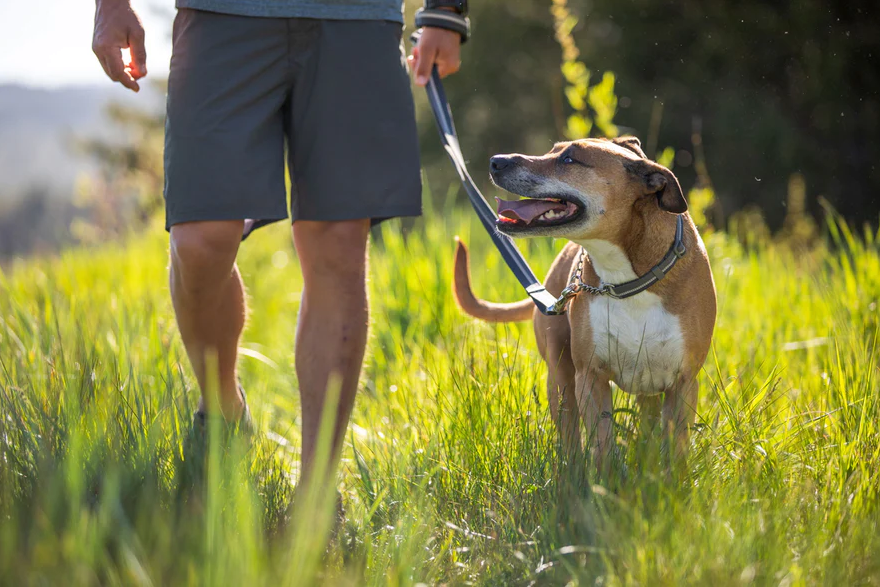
423, 67, 563, 315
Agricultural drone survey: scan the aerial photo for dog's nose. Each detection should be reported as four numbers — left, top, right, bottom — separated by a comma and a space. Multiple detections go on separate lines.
490, 156, 514, 173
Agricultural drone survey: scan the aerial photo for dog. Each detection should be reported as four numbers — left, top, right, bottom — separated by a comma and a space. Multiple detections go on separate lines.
453, 136, 716, 466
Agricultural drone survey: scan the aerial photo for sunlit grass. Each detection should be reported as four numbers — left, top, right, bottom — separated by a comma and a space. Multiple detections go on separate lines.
1, 206, 879, 584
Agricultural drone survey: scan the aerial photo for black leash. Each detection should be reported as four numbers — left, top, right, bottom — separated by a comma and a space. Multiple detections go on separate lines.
423, 67, 563, 315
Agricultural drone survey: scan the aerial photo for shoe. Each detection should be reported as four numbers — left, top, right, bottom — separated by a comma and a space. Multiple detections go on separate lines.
191, 385, 255, 438
177, 386, 255, 495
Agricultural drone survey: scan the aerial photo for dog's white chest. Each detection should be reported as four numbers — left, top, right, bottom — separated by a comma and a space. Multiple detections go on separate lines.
576, 239, 686, 394
588, 294, 685, 394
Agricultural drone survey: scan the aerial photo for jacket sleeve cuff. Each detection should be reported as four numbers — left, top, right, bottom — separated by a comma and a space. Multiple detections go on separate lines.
414, 8, 470, 43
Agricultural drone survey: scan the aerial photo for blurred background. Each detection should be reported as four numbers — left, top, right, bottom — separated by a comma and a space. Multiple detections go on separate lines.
0, 0, 877, 259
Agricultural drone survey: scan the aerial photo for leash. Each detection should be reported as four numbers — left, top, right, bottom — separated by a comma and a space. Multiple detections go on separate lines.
422, 67, 563, 315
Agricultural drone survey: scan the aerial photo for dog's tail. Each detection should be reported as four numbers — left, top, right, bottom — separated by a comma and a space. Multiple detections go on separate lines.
453, 237, 535, 322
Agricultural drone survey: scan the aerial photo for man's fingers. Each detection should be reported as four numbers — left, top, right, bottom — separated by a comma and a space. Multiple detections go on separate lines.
128, 27, 148, 79
96, 53, 112, 79
414, 43, 438, 86
435, 37, 461, 78
92, 2, 147, 91
103, 49, 140, 92
436, 57, 461, 78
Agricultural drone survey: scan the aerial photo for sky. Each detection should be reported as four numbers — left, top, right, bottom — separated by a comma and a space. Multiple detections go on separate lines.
0, 1, 174, 88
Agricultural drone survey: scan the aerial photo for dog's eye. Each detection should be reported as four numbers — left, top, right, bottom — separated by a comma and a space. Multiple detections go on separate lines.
562, 155, 575, 164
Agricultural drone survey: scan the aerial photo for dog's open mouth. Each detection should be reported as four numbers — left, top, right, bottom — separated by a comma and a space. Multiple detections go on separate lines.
495, 196, 582, 228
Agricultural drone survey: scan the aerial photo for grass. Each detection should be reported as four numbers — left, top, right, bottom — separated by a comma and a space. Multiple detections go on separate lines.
2, 201, 880, 585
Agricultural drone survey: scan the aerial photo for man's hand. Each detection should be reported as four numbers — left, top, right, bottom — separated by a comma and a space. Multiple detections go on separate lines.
93, 0, 147, 92
408, 26, 462, 86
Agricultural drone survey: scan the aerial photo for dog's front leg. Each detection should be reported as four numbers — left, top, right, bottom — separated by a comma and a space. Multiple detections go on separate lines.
574, 371, 612, 470
545, 342, 581, 457
636, 395, 663, 437
662, 376, 698, 459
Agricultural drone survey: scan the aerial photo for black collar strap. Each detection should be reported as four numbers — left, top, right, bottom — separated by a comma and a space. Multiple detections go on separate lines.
595, 215, 687, 299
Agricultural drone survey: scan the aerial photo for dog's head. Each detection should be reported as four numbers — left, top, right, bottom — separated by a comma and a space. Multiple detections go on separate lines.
491, 136, 687, 240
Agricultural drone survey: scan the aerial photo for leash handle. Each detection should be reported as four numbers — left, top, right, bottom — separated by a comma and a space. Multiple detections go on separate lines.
421, 66, 562, 315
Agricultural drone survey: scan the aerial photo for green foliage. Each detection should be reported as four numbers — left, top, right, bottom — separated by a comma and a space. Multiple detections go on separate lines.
2, 205, 880, 583
551, 0, 618, 139
416, 0, 877, 227
587, 72, 618, 138
687, 186, 716, 230
556, 0, 878, 226
656, 146, 675, 169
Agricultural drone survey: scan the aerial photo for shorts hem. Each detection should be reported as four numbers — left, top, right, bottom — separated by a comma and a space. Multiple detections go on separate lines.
165, 210, 289, 231
292, 205, 422, 225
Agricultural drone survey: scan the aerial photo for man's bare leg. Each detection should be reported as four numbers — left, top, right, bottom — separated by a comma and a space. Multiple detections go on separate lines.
170, 220, 247, 420
292, 219, 370, 487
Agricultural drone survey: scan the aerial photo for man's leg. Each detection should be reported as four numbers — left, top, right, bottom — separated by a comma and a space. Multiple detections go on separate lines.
292, 219, 370, 486
170, 220, 247, 421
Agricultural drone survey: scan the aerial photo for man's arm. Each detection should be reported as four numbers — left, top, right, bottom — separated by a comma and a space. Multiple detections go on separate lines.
93, 0, 148, 92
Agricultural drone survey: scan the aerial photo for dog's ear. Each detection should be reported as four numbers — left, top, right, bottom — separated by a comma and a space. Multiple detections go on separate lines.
624, 159, 688, 214
613, 136, 647, 158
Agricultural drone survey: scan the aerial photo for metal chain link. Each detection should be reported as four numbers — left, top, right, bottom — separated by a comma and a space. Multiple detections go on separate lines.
547, 248, 611, 314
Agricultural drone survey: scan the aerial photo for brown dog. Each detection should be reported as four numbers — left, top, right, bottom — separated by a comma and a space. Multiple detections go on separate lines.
454, 137, 716, 466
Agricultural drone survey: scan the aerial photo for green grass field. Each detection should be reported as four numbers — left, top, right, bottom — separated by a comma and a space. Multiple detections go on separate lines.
2, 203, 879, 585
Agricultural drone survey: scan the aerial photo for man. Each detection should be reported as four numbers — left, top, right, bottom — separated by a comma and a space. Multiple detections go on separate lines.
92, 0, 468, 488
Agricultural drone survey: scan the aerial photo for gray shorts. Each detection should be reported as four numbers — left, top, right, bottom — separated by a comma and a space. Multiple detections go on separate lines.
164, 9, 422, 235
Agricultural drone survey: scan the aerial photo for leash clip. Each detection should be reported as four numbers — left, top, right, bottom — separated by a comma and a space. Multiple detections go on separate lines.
548, 279, 612, 314
547, 286, 578, 315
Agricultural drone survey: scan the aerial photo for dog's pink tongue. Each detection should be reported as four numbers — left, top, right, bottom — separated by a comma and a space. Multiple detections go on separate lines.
496, 197, 566, 224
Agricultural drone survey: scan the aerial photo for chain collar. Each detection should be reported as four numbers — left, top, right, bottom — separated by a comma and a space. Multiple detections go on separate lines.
548, 215, 687, 314
547, 249, 611, 314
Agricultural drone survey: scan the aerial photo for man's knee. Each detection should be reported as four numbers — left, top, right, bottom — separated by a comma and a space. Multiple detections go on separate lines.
294, 219, 370, 277
170, 220, 243, 296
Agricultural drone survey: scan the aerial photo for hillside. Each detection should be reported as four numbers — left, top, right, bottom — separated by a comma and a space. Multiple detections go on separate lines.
0, 83, 163, 202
